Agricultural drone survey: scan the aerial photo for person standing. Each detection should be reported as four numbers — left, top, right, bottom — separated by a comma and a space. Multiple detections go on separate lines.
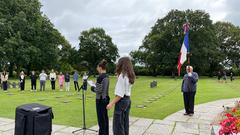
217, 71, 221, 82
65, 72, 70, 92
19, 71, 25, 91
91, 60, 110, 135
73, 71, 79, 91
0, 73, 1, 89
30, 71, 37, 91
223, 71, 227, 83
230, 72, 234, 82
1, 70, 8, 91
107, 57, 135, 135
39, 70, 48, 91
49, 69, 57, 90
58, 72, 64, 91
181, 66, 199, 116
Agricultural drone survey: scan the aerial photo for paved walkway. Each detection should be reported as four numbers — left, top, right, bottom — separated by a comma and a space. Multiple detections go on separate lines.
0, 98, 238, 135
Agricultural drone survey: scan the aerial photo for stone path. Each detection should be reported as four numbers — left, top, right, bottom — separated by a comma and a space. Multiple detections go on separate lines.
0, 98, 238, 135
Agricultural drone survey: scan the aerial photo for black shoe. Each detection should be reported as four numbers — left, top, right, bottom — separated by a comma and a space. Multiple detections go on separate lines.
183, 113, 189, 115
189, 113, 194, 116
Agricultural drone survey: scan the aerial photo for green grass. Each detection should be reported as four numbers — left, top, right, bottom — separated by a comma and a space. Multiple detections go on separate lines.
0, 76, 239, 127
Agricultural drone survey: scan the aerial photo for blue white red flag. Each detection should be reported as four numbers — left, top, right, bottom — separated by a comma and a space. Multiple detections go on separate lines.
177, 23, 190, 76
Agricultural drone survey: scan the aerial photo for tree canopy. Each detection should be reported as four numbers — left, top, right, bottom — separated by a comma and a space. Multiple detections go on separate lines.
131, 9, 240, 76
0, 0, 71, 76
77, 28, 119, 74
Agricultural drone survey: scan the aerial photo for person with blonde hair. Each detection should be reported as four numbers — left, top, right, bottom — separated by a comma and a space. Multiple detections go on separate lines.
19, 71, 25, 91
58, 72, 64, 91
1, 70, 8, 91
50, 69, 57, 90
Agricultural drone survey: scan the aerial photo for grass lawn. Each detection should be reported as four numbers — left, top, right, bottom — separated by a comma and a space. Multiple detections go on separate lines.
0, 76, 239, 127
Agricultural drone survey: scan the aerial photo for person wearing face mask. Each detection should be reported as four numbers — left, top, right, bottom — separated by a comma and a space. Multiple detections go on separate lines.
181, 66, 199, 116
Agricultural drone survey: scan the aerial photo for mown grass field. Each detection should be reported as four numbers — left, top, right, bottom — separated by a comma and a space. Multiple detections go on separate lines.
0, 76, 239, 127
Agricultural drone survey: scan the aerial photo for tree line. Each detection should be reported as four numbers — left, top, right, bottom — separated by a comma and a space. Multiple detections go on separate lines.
1, 0, 239, 77
130, 10, 240, 76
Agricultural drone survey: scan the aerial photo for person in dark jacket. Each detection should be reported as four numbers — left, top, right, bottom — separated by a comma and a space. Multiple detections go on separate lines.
181, 66, 198, 116
19, 71, 25, 91
30, 71, 37, 91
91, 59, 110, 135
65, 72, 70, 92
73, 71, 79, 91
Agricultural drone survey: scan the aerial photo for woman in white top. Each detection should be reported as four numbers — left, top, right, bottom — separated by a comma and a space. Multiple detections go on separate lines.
107, 57, 135, 135
39, 70, 48, 91
19, 71, 25, 91
1, 70, 8, 91
49, 69, 57, 90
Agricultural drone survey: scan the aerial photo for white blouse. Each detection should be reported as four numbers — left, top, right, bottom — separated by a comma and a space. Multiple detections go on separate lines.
115, 73, 132, 97
50, 73, 56, 80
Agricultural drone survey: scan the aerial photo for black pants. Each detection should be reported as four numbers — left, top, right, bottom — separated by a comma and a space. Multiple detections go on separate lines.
96, 97, 110, 135
51, 81, 55, 90
183, 92, 196, 114
2, 81, 8, 90
20, 82, 25, 91
74, 81, 79, 91
113, 97, 131, 135
31, 80, 36, 90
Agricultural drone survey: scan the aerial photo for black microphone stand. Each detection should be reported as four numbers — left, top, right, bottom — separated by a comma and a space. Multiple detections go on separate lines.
72, 76, 98, 134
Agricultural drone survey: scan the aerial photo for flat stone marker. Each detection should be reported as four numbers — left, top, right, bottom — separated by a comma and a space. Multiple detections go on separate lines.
149, 98, 157, 101
136, 105, 146, 108
55, 96, 64, 98
7, 93, 14, 96
62, 100, 71, 103
38, 98, 47, 101
144, 101, 152, 103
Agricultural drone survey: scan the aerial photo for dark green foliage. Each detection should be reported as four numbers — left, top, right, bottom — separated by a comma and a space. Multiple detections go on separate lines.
78, 28, 119, 74
0, 0, 71, 76
131, 9, 240, 76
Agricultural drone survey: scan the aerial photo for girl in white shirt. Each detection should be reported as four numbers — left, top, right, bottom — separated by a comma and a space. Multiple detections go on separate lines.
107, 57, 135, 135
49, 69, 57, 90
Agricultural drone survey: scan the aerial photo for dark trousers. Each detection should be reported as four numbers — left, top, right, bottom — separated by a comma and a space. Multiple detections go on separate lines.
2, 81, 8, 90
183, 92, 196, 114
113, 97, 131, 135
20, 82, 25, 91
96, 97, 110, 135
51, 81, 55, 90
31, 80, 36, 90
74, 81, 79, 91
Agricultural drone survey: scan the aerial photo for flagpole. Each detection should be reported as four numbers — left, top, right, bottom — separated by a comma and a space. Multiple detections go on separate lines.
185, 16, 190, 66
177, 16, 190, 76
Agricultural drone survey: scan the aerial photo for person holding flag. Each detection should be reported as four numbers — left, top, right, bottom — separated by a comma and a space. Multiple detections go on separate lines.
178, 20, 199, 116
181, 66, 198, 116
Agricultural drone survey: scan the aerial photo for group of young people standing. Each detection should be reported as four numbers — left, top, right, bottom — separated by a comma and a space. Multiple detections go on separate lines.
0, 69, 80, 92
92, 57, 135, 135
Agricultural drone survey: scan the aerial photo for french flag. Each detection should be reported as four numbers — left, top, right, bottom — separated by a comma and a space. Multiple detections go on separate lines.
177, 30, 190, 76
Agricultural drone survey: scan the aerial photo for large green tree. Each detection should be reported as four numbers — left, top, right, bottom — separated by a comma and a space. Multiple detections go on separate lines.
214, 22, 240, 69
131, 10, 221, 76
0, 0, 70, 76
78, 28, 119, 74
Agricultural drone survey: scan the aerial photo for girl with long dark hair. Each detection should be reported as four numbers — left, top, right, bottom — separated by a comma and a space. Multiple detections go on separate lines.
107, 57, 135, 135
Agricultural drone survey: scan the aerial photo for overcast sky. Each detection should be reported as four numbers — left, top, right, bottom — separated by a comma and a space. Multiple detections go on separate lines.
40, 0, 240, 56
